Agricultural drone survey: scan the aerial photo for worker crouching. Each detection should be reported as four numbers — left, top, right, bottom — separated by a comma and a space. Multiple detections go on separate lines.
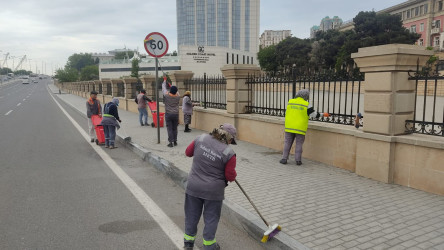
183, 123, 238, 250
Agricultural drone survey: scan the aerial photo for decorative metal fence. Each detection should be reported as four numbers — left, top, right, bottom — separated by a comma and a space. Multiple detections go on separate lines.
131, 80, 143, 99
106, 83, 112, 95
406, 62, 444, 136
117, 82, 124, 97
246, 70, 365, 126
185, 73, 227, 110
98, 83, 103, 94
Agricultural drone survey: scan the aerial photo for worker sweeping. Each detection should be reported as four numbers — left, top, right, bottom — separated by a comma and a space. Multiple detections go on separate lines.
280, 89, 317, 165
183, 124, 237, 250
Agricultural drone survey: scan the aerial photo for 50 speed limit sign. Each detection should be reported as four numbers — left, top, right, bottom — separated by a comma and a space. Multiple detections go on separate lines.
144, 32, 169, 58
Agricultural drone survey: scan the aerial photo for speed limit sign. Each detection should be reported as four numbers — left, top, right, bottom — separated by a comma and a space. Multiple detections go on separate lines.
144, 32, 169, 58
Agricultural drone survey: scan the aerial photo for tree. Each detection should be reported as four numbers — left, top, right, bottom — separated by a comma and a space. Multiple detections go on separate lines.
114, 51, 134, 60
80, 65, 99, 81
131, 59, 140, 78
257, 45, 278, 73
0, 67, 13, 75
56, 67, 79, 82
14, 69, 32, 75
275, 37, 312, 72
336, 11, 420, 71
65, 53, 95, 72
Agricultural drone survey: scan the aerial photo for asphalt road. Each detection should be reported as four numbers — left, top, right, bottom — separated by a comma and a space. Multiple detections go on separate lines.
0, 79, 264, 250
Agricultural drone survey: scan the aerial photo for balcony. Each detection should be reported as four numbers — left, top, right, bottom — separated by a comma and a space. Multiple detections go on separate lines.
431, 27, 441, 34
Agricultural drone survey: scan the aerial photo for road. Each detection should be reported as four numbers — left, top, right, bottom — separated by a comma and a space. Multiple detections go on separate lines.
0, 79, 264, 249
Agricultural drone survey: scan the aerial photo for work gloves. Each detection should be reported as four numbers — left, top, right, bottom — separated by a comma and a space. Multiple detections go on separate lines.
307, 107, 315, 115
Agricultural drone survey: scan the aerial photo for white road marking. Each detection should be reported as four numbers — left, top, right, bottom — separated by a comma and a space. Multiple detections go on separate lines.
17, 103, 21, 106
23, 99, 26, 101
5, 110, 13, 116
47, 86, 185, 250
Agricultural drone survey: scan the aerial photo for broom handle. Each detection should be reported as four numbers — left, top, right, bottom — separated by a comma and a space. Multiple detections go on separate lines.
235, 179, 270, 227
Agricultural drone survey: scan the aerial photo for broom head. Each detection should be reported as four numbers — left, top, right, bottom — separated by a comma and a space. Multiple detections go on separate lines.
261, 224, 281, 243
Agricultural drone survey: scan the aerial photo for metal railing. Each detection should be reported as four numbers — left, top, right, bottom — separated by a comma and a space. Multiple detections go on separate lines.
98, 84, 103, 94
406, 62, 444, 136
185, 73, 227, 110
246, 70, 365, 126
117, 82, 124, 97
131, 80, 143, 99
106, 83, 112, 95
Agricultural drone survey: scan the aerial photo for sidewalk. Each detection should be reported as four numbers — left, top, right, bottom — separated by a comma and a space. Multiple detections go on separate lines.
49, 84, 444, 250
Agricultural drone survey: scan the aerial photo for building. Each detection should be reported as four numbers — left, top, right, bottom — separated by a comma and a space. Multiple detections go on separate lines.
310, 16, 343, 38
259, 30, 292, 49
99, 56, 181, 80
176, 0, 260, 76
338, 0, 444, 50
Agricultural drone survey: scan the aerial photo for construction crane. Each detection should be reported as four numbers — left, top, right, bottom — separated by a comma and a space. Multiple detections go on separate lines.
1, 52, 9, 68
14, 55, 27, 71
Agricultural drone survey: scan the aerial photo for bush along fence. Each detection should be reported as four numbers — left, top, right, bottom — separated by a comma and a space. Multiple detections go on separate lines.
406, 61, 444, 136
246, 69, 365, 127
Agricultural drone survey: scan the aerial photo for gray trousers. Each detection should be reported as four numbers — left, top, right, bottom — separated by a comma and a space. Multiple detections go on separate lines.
282, 132, 305, 162
184, 194, 222, 249
165, 113, 179, 143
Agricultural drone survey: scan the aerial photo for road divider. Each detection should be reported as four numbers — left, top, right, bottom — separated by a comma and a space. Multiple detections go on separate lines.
5, 110, 13, 116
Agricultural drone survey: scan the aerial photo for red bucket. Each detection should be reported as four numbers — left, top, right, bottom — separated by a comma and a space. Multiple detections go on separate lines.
152, 112, 165, 128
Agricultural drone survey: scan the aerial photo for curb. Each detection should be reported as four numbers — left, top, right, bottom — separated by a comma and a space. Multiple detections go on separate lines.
53, 89, 308, 250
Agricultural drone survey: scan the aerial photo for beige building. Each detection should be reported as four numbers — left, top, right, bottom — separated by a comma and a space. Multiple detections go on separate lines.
259, 30, 292, 48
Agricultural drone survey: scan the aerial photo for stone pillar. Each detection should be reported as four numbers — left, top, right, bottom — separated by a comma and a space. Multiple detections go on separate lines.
351, 44, 433, 183
221, 65, 260, 114
352, 44, 433, 136
170, 71, 194, 96
142, 75, 156, 99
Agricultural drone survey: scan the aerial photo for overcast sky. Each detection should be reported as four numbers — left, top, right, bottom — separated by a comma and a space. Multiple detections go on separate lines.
0, 0, 404, 75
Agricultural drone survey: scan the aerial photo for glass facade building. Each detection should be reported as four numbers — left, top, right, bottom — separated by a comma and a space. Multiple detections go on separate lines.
176, 0, 259, 53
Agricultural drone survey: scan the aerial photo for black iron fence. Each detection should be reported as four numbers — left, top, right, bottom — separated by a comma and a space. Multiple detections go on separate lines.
406, 62, 444, 136
246, 71, 365, 126
106, 83, 112, 95
98, 83, 103, 94
117, 82, 124, 97
131, 80, 143, 99
185, 73, 227, 110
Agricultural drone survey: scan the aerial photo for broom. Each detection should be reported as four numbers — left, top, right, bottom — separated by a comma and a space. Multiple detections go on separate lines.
234, 179, 281, 243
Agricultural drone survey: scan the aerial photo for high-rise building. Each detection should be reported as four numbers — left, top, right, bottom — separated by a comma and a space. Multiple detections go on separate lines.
259, 30, 292, 49
177, 0, 260, 76
310, 16, 343, 38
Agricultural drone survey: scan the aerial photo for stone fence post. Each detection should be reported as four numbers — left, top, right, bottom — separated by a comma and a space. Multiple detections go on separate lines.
123, 77, 138, 99
221, 65, 260, 115
351, 44, 433, 183
142, 75, 156, 99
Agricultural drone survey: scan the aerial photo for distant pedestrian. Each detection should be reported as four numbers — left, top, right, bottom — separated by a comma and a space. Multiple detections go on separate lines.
182, 91, 194, 132
86, 91, 101, 143
162, 78, 180, 147
183, 123, 237, 250
136, 89, 152, 126
280, 89, 317, 165
100, 98, 121, 149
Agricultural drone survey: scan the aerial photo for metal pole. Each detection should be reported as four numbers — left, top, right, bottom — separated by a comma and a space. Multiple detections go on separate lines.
156, 57, 160, 144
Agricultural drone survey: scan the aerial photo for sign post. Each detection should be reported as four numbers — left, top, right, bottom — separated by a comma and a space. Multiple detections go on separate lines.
144, 32, 169, 144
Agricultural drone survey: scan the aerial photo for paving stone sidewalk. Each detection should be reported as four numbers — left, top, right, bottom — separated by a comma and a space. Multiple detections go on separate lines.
50, 84, 444, 250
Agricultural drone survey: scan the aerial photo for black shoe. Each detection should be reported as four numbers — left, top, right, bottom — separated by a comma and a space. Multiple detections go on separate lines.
279, 159, 287, 164
174, 141, 178, 146
167, 142, 173, 147
141, 124, 144, 126
184, 129, 191, 132
144, 123, 149, 126
296, 161, 302, 165
184, 242, 194, 249
91, 139, 95, 143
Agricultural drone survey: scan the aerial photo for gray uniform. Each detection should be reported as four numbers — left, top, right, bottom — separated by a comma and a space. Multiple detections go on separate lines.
184, 134, 235, 249
162, 82, 180, 143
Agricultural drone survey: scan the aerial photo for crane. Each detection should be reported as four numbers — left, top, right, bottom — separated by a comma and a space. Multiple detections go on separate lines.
1, 52, 9, 68
14, 55, 27, 71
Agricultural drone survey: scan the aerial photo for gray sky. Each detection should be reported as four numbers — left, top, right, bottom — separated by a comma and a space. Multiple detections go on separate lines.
0, 0, 404, 75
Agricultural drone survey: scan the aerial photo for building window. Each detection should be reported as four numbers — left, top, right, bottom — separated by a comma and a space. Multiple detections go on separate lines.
425, 4, 428, 13
420, 5, 424, 15
435, 36, 440, 46
420, 23, 424, 32
419, 39, 424, 46
232, 54, 234, 64
227, 53, 229, 64
243, 55, 245, 64
406, 10, 411, 19
440, 1, 443, 11
411, 25, 416, 33
415, 7, 420, 16
436, 20, 441, 28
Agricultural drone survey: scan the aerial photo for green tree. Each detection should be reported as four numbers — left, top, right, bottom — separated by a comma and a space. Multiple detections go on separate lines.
114, 51, 134, 60
14, 69, 32, 75
275, 37, 312, 72
0, 67, 13, 75
336, 11, 420, 71
66, 53, 95, 72
257, 45, 278, 73
131, 59, 140, 78
56, 67, 79, 82
80, 65, 99, 81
